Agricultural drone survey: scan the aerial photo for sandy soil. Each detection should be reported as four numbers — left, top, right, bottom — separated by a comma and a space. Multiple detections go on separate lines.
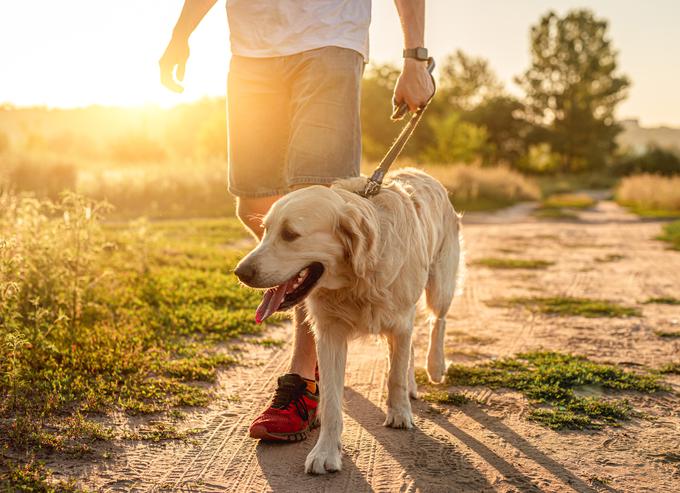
51, 200, 680, 492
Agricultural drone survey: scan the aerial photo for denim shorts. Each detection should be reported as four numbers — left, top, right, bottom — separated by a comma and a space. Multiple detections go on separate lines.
227, 46, 364, 198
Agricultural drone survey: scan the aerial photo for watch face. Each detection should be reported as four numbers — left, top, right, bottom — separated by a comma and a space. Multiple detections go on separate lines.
416, 47, 428, 60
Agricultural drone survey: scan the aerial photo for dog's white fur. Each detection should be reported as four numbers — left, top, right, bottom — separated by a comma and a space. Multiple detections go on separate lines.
236, 168, 462, 474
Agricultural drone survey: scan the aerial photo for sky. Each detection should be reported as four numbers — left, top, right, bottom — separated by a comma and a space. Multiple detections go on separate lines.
1, 0, 679, 127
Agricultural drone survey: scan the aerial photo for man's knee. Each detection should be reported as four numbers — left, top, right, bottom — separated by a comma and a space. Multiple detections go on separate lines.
236, 195, 281, 238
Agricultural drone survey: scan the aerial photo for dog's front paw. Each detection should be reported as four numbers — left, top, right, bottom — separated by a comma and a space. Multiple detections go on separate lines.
305, 441, 342, 475
383, 407, 414, 429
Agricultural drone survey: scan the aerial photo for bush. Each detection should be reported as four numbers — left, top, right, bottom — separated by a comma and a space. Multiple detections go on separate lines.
1, 159, 77, 200
614, 146, 680, 176
80, 166, 236, 219
421, 113, 489, 164
110, 132, 166, 163
0, 191, 258, 458
421, 164, 540, 211
616, 174, 680, 215
517, 143, 561, 174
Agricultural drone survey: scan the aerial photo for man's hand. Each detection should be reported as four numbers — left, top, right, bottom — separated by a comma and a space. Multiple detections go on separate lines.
159, 36, 190, 93
393, 58, 435, 113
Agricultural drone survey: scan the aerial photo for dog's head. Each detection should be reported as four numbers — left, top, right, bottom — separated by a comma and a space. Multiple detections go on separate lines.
234, 185, 379, 322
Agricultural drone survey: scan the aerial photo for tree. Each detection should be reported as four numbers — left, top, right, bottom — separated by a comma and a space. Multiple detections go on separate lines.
438, 50, 503, 113
422, 113, 489, 164
360, 64, 403, 160
463, 96, 531, 165
517, 9, 630, 171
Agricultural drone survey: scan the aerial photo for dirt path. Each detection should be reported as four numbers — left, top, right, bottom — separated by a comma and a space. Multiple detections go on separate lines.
62, 201, 679, 492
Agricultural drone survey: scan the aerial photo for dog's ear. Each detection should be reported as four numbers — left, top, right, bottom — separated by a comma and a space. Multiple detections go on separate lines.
337, 199, 379, 278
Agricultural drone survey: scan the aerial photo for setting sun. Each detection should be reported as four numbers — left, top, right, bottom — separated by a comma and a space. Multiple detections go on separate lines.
2, 1, 680, 126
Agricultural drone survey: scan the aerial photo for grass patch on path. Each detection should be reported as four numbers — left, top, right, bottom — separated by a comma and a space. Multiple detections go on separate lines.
0, 458, 82, 493
645, 296, 680, 305
542, 193, 596, 209
534, 192, 596, 220
533, 208, 579, 220
421, 390, 470, 406
474, 258, 554, 270
489, 296, 640, 318
447, 351, 666, 430
655, 330, 680, 339
658, 221, 680, 251
660, 363, 680, 374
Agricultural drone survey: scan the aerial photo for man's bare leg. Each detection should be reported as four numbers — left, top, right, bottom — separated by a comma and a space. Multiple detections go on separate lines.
236, 196, 317, 380
290, 306, 317, 380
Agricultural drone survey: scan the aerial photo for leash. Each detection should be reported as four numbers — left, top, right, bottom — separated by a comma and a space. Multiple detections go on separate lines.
360, 57, 436, 198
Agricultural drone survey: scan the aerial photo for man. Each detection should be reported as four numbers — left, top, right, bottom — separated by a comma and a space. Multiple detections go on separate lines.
160, 0, 434, 442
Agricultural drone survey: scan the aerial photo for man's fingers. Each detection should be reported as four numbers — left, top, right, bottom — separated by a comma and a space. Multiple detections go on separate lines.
176, 62, 186, 82
160, 65, 184, 93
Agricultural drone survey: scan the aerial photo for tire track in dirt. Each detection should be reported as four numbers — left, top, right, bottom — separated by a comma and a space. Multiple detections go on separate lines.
142, 344, 293, 492
137, 332, 561, 492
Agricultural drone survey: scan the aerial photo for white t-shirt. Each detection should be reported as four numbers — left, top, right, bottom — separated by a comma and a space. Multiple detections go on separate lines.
226, 0, 371, 61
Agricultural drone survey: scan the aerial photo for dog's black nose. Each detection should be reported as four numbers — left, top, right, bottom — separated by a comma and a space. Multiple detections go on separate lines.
234, 263, 257, 284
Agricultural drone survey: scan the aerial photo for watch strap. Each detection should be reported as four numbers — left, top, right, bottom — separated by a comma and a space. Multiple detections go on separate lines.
403, 47, 429, 61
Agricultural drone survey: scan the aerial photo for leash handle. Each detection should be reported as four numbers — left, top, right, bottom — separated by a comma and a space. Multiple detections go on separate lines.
391, 57, 436, 121
361, 58, 436, 198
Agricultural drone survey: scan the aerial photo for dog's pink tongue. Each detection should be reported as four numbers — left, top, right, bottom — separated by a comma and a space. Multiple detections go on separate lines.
255, 280, 292, 324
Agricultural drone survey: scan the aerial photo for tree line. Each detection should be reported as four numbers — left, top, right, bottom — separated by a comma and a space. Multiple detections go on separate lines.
362, 9, 676, 175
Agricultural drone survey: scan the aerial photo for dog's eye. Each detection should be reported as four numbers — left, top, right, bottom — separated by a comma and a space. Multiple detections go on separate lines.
281, 227, 300, 242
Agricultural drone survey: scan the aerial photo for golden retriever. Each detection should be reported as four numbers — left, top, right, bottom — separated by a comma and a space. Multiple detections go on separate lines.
234, 168, 462, 474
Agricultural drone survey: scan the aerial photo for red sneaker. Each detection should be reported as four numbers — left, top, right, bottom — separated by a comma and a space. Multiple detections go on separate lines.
249, 373, 319, 441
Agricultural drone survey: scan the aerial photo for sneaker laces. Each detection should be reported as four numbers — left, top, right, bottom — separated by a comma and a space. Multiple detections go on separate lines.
271, 375, 310, 421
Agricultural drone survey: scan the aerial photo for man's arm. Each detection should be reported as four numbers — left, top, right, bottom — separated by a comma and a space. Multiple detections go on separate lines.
159, 0, 218, 93
393, 0, 435, 111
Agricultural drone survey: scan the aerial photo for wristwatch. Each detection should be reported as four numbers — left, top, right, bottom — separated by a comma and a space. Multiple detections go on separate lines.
403, 47, 429, 61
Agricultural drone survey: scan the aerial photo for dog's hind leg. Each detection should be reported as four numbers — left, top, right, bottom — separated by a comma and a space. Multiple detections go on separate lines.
425, 222, 461, 383
408, 341, 417, 399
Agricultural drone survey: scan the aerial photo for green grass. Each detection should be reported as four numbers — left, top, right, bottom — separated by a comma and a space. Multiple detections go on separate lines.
489, 296, 641, 318
658, 221, 680, 250
0, 458, 83, 492
446, 351, 666, 430
645, 297, 680, 305
659, 363, 680, 374
163, 354, 237, 382
542, 193, 596, 209
473, 257, 554, 270
421, 390, 470, 406
0, 193, 270, 481
122, 422, 199, 442
625, 206, 680, 219
450, 196, 516, 212
253, 337, 286, 348
655, 330, 680, 339
533, 208, 579, 220
534, 192, 596, 220
7, 414, 114, 456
